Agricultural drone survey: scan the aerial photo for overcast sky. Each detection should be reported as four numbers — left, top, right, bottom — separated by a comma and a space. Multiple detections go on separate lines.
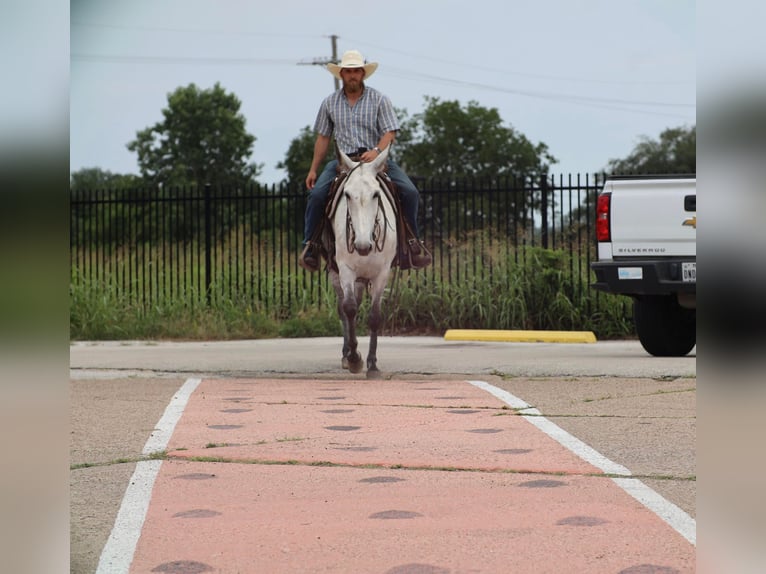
70, 0, 695, 184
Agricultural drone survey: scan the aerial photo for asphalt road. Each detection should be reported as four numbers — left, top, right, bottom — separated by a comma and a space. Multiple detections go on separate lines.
70, 337, 695, 573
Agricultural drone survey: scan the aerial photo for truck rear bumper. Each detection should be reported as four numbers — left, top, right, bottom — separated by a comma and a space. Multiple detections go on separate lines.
591, 259, 696, 296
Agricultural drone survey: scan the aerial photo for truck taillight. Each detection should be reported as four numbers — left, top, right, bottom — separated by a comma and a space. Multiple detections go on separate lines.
596, 193, 611, 242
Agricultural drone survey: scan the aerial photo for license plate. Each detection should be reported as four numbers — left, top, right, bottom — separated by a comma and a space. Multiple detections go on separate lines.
618, 267, 643, 280
682, 262, 696, 282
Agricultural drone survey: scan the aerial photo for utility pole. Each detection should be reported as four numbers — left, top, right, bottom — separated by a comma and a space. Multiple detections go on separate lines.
297, 34, 339, 91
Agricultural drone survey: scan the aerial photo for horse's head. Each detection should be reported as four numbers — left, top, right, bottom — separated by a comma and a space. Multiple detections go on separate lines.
338, 146, 390, 256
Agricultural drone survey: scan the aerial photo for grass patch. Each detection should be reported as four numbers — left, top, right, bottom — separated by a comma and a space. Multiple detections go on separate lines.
70, 245, 634, 340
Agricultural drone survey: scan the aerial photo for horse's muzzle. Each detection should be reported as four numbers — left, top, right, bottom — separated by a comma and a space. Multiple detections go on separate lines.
354, 242, 372, 256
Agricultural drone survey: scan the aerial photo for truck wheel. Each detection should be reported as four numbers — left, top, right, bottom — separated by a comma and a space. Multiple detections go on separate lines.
633, 295, 696, 357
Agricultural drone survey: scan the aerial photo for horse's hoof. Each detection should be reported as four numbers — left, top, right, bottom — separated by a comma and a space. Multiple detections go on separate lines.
341, 357, 350, 370
366, 368, 382, 380
348, 359, 364, 374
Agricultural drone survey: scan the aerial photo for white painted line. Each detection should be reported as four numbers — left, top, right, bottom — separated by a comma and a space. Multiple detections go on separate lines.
613, 477, 696, 545
467, 379, 696, 546
523, 414, 632, 477
96, 377, 202, 574
468, 379, 630, 475
143, 377, 203, 455
467, 379, 531, 410
94, 460, 161, 574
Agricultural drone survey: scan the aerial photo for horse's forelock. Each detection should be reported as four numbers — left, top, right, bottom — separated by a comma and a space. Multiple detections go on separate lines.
343, 164, 382, 199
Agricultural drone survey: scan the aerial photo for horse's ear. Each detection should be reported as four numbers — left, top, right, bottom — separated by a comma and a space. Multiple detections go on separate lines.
337, 146, 356, 171
371, 145, 390, 172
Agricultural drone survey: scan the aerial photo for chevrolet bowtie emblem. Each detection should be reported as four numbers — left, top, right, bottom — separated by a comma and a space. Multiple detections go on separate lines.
682, 216, 696, 229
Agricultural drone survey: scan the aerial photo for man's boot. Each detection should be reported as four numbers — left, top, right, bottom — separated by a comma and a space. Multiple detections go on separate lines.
299, 242, 321, 272
408, 238, 432, 269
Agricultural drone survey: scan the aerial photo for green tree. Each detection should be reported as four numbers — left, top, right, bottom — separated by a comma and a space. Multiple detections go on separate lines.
70, 168, 145, 248
127, 82, 262, 188
276, 126, 334, 189
70, 167, 143, 190
606, 125, 696, 174
396, 97, 557, 181
393, 97, 556, 237
389, 107, 415, 162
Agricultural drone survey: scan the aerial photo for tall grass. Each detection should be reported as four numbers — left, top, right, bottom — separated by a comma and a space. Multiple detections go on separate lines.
384, 244, 632, 337
70, 244, 633, 341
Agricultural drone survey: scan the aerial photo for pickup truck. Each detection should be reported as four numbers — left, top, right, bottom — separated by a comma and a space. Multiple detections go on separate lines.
591, 175, 696, 356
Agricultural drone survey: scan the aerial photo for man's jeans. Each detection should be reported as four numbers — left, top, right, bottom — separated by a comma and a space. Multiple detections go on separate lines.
303, 159, 420, 246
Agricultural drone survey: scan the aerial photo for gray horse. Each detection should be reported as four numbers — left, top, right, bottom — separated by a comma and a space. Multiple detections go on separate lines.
329, 146, 398, 378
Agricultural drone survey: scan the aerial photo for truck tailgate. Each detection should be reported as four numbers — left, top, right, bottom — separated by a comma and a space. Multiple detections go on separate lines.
606, 178, 696, 258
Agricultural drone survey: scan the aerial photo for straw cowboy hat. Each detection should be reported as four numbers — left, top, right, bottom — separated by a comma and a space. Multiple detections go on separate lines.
327, 50, 378, 80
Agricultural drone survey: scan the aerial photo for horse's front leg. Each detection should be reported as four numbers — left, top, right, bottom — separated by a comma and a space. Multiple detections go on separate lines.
339, 273, 363, 374
338, 299, 353, 370
342, 294, 363, 373
365, 273, 389, 379
331, 272, 352, 369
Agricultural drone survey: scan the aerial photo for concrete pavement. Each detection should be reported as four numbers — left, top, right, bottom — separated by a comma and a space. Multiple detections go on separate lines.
70, 337, 695, 573
69, 337, 696, 379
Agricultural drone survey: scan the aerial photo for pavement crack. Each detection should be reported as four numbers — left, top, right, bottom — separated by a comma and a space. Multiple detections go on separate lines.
70, 450, 166, 471
162, 453, 627, 479
581, 387, 696, 404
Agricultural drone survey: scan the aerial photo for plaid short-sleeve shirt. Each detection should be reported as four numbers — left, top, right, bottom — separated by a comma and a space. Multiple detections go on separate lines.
313, 86, 399, 153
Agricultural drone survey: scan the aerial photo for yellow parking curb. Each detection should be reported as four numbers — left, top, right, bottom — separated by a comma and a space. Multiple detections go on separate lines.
444, 329, 597, 343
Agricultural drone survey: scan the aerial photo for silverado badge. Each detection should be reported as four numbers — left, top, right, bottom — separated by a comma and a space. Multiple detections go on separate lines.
682, 216, 696, 229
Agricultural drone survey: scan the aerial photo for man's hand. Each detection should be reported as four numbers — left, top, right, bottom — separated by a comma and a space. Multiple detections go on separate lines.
305, 171, 317, 190
360, 149, 379, 163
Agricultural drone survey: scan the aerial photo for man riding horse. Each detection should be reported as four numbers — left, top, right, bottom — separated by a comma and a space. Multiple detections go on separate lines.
299, 49, 432, 272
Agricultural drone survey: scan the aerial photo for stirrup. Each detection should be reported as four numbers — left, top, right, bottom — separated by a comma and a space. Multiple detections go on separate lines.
299, 242, 321, 272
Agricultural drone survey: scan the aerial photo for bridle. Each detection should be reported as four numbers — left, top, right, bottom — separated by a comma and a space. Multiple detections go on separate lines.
342, 171, 393, 254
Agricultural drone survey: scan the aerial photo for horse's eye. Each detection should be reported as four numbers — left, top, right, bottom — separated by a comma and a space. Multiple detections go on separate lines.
373, 191, 380, 199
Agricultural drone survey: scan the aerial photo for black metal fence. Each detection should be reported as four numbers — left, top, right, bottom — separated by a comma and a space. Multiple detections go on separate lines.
70, 173, 606, 313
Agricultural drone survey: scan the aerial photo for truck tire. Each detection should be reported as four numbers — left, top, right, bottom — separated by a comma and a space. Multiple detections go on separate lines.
633, 295, 696, 357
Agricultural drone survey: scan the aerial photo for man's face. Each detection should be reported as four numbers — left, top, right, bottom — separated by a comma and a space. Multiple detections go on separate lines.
340, 67, 365, 92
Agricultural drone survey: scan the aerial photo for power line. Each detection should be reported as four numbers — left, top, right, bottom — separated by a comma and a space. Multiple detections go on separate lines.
345, 37, 694, 87
71, 21, 318, 40
72, 21, 692, 88
74, 32, 343, 93
384, 67, 695, 118
71, 47, 693, 118
71, 53, 296, 66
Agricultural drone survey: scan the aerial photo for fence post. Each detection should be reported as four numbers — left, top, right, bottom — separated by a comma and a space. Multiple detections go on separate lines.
540, 175, 549, 249
204, 183, 212, 305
